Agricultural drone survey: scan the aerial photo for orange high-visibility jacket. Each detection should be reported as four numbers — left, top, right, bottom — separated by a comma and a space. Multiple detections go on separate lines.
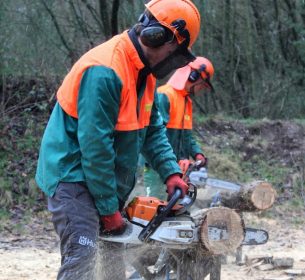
57, 31, 155, 131
158, 84, 193, 129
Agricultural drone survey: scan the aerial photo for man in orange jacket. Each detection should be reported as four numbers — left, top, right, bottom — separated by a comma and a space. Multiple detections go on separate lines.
144, 57, 214, 199
35, 0, 201, 279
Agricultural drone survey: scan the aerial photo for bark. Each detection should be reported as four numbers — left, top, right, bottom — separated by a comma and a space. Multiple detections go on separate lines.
192, 207, 245, 255
220, 181, 276, 211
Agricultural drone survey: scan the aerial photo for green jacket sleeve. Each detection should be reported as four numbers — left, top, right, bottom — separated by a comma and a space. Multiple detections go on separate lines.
77, 66, 122, 215
141, 92, 181, 183
157, 93, 170, 125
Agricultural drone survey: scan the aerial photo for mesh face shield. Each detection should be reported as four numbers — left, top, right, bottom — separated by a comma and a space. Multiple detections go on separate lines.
150, 20, 195, 79
151, 47, 195, 79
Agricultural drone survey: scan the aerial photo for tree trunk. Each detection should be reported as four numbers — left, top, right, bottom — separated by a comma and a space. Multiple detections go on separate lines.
111, 0, 120, 36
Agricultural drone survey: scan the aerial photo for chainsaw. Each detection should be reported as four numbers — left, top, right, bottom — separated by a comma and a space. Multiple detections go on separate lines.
100, 162, 269, 250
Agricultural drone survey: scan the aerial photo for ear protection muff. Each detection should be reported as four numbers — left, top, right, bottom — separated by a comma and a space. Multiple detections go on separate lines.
138, 14, 190, 49
188, 64, 209, 82
138, 13, 169, 48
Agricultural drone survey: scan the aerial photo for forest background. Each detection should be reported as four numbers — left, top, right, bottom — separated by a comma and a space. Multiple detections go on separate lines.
0, 0, 304, 222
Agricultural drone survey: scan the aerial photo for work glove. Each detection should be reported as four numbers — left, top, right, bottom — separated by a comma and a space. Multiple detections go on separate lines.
100, 211, 127, 235
165, 173, 189, 200
178, 159, 191, 175
195, 153, 207, 167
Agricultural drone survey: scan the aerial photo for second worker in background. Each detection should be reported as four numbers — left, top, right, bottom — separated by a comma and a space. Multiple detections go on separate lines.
144, 57, 215, 199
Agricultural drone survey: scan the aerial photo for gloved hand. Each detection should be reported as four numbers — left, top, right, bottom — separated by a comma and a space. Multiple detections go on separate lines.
100, 211, 126, 235
195, 153, 207, 167
165, 173, 189, 199
178, 159, 191, 175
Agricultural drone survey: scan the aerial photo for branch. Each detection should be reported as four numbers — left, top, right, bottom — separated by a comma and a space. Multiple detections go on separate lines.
68, 0, 94, 48
80, 0, 103, 33
39, 0, 75, 62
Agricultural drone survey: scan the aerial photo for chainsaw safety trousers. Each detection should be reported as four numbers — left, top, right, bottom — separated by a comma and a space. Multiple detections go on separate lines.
48, 182, 100, 280
48, 182, 126, 280
36, 30, 181, 216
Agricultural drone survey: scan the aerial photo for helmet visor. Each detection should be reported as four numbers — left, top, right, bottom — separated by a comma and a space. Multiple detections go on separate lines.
151, 47, 195, 79
203, 79, 214, 92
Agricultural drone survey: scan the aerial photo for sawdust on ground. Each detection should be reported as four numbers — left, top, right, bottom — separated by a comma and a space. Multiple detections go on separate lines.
0, 211, 304, 280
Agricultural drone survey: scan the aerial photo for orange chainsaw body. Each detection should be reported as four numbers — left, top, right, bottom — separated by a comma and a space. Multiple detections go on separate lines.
126, 196, 182, 224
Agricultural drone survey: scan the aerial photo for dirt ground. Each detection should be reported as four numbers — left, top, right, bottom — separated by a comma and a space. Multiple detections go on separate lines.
1, 119, 305, 279
0, 208, 304, 280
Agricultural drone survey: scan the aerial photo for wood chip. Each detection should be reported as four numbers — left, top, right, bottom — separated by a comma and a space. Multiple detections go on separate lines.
284, 269, 305, 276
245, 254, 273, 266
257, 263, 274, 271
261, 277, 294, 280
252, 260, 265, 268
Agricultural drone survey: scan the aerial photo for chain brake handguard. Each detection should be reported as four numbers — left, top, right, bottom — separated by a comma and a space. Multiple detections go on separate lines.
138, 189, 182, 242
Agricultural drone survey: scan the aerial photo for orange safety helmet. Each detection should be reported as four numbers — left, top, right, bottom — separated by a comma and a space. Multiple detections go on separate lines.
145, 0, 201, 48
167, 57, 214, 91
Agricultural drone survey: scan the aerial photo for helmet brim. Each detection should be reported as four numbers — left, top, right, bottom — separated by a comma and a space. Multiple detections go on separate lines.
167, 65, 191, 90
204, 79, 215, 93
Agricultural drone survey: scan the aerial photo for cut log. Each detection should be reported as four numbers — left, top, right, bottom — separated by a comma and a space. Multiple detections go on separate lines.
272, 257, 294, 268
192, 207, 245, 255
219, 181, 276, 211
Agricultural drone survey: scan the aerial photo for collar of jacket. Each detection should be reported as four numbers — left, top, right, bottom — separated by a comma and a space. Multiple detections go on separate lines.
127, 28, 151, 77
171, 86, 189, 98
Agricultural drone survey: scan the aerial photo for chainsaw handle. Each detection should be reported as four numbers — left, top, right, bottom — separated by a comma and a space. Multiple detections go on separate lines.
175, 183, 197, 215
166, 188, 182, 209
138, 188, 182, 242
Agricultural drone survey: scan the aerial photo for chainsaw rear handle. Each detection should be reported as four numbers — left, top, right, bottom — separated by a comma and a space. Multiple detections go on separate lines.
138, 188, 182, 242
